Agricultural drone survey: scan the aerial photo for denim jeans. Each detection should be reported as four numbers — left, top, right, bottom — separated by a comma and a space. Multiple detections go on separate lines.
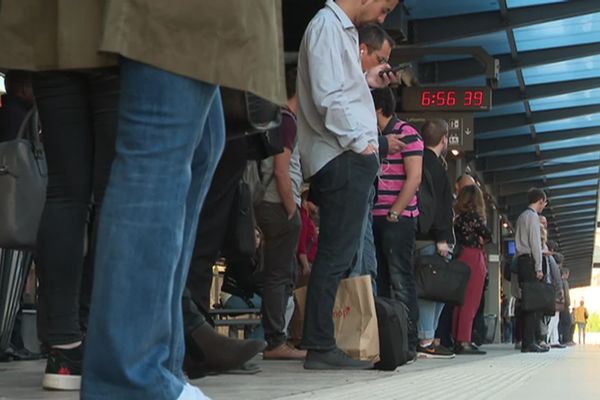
349, 185, 377, 294
374, 216, 419, 349
301, 151, 379, 350
416, 243, 445, 340
32, 69, 119, 346
223, 294, 265, 340
82, 59, 225, 400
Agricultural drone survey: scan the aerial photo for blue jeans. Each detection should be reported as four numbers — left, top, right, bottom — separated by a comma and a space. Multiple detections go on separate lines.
301, 152, 379, 350
82, 59, 225, 400
349, 186, 377, 294
223, 294, 265, 340
416, 243, 445, 340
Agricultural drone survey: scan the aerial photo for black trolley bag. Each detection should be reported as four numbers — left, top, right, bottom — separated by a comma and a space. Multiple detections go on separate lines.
374, 297, 411, 370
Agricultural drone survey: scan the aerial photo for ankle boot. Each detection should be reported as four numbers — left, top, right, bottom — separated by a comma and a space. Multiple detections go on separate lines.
185, 323, 266, 377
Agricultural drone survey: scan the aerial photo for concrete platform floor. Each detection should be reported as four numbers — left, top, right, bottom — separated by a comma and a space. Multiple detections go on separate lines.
1, 344, 599, 400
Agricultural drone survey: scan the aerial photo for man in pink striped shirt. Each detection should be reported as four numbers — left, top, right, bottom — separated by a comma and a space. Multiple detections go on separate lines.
371, 87, 423, 353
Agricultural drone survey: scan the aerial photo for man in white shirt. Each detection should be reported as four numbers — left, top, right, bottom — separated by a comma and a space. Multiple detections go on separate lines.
297, 0, 400, 370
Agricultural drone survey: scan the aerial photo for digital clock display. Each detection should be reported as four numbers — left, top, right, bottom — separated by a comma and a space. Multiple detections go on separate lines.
401, 87, 492, 112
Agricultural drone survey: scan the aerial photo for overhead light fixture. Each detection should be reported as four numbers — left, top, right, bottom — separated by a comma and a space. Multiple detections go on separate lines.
502, 222, 509, 229
450, 149, 461, 157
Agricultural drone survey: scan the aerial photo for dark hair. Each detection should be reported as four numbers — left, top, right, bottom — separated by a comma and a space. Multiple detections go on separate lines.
285, 67, 298, 100
553, 252, 564, 266
547, 240, 559, 253
527, 188, 546, 205
421, 119, 448, 147
4, 70, 31, 95
358, 23, 395, 52
454, 184, 486, 218
561, 267, 570, 276
371, 87, 396, 118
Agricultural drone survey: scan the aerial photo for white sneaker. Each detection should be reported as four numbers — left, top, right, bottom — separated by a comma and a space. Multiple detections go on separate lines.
177, 383, 211, 400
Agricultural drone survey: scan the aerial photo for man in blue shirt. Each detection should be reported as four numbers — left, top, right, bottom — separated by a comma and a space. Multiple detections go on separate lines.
297, 0, 400, 370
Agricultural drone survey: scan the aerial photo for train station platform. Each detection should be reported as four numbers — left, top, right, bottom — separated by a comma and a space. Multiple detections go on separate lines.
1, 344, 599, 400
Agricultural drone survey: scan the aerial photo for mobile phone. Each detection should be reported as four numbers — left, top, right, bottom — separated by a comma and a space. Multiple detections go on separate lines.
379, 64, 410, 78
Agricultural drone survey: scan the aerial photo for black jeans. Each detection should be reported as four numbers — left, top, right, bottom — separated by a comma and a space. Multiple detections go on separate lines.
518, 255, 541, 348
185, 138, 247, 312
374, 216, 419, 350
301, 151, 378, 350
256, 202, 301, 348
33, 69, 119, 346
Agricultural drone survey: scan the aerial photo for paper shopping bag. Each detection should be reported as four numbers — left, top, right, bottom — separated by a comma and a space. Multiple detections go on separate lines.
293, 275, 379, 362
332, 275, 379, 362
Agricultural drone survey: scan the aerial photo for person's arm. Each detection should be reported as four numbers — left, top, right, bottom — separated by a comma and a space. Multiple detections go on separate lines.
527, 212, 543, 274
473, 213, 492, 243
273, 149, 297, 219
305, 20, 376, 154
388, 155, 422, 219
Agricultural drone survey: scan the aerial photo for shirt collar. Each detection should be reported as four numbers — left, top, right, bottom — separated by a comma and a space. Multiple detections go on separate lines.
382, 115, 400, 135
326, 0, 355, 30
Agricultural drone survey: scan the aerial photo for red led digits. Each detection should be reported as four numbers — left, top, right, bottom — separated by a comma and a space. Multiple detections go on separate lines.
473, 90, 484, 107
421, 90, 432, 107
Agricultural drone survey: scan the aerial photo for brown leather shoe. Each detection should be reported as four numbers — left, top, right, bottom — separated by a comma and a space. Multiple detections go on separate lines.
263, 343, 307, 360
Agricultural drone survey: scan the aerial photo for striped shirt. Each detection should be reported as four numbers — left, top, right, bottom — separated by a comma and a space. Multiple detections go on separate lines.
373, 117, 423, 218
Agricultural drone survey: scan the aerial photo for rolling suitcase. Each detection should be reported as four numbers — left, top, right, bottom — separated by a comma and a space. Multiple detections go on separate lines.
0, 248, 33, 352
374, 297, 410, 370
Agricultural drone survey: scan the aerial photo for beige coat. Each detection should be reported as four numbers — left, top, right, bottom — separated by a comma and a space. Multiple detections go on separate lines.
0, 0, 286, 105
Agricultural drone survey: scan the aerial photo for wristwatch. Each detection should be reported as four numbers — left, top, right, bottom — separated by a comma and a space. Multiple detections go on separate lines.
388, 210, 399, 221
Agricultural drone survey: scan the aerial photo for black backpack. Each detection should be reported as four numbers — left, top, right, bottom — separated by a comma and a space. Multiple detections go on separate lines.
374, 297, 411, 370
417, 166, 436, 234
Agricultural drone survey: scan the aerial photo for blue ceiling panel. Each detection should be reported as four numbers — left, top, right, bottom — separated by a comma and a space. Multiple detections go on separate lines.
548, 179, 599, 190
529, 88, 600, 112
483, 101, 528, 117
404, 0, 499, 19
535, 114, 600, 134
543, 153, 600, 165
514, 12, 600, 52
507, 0, 566, 8
538, 135, 600, 152
548, 190, 597, 200
522, 55, 600, 85
545, 167, 600, 179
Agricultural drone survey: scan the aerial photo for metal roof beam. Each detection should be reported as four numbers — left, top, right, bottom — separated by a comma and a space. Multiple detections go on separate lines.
478, 145, 600, 171
476, 104, 600, 133
484, 161, 600, 185
411, 1, 600, 44
477, 126, 600, 154
504, 196, 598, 215
545, 204, 597, 215
420, 42, 600, 84
496, 174, 598, 196
501, 185, 598, 205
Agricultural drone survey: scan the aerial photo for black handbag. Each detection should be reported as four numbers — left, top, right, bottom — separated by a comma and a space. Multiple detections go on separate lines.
0, 108, 47, 250
521, 281, 555, 315
221, 87, 281, 139
415, 254, 471, 305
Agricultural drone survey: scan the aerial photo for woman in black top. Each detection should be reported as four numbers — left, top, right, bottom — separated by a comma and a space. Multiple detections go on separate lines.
453, 185, 492, 354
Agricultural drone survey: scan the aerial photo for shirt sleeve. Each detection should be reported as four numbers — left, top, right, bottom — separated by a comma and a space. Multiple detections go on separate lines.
528, 212, 543, 272
280, 113, 297, 151
400, 130, 424, 158
305, 18, 374, 154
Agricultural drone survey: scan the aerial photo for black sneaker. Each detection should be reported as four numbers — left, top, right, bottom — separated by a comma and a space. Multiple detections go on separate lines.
455, 343, 486, 355
42, 347, 82, 391
304, 347, 374, 370
417, 344, 455, 359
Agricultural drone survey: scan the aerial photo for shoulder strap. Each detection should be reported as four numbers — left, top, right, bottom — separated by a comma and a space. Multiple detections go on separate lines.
16, 107, 36, 140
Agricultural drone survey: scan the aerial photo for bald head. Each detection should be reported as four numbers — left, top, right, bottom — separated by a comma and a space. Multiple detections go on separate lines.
455, 175, 476, 195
